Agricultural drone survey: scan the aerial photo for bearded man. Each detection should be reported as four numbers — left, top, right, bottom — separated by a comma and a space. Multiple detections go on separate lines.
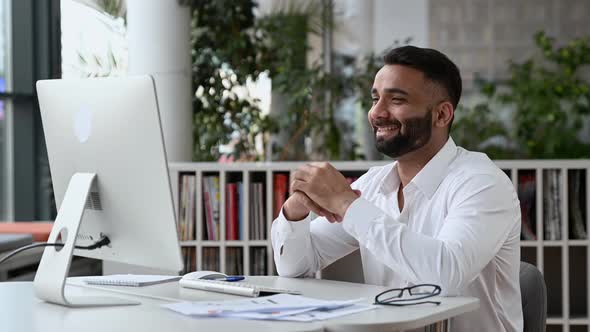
271, 46, 523, 332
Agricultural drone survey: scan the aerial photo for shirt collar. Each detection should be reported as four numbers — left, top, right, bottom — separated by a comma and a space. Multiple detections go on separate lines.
379, 163, 400, 195
378, 137, 458, 199
411, 137, 458, 199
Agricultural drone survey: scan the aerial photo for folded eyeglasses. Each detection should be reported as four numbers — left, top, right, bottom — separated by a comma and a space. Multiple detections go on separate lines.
374, 284, 441, 306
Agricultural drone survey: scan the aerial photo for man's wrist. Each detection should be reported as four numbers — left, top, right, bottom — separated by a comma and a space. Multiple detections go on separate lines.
283, 206, 310, 222
336, 190, 360, 217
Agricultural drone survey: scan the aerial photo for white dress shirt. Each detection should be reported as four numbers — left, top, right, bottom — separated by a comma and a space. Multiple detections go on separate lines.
271, 137, 523, 332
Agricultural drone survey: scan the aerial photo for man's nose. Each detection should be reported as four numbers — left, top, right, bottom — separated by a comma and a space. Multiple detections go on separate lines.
369, 100, 389, 120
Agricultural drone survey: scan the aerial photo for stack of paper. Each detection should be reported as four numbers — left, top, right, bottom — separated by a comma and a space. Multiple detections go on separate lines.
162, 294, 376, 322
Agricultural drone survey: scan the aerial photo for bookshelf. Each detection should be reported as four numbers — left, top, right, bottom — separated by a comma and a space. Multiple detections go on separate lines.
169, 160, 590, 331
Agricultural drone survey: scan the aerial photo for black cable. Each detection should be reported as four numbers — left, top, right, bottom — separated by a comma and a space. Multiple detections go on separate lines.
0, 236, 111, 266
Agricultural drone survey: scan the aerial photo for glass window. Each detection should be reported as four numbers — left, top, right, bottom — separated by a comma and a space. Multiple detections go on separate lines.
0, 0, 11, 220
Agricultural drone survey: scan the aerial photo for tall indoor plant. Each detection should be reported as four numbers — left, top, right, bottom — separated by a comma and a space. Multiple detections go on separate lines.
453, 31, 590, 159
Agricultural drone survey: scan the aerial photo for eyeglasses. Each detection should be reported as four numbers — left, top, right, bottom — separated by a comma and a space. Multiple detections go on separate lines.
374, 284, 441, 306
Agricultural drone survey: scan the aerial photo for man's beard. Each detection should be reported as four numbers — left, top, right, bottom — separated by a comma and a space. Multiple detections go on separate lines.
373, 109, 433, 159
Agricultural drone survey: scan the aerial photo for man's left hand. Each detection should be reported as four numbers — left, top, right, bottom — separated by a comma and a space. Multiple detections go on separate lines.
291, 162, 359, 221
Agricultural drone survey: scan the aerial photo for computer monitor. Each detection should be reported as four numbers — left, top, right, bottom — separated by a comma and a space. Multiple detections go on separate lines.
34, 76, 183, 307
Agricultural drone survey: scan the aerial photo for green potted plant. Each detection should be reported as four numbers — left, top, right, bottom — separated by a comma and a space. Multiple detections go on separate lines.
454, 31, 590, 159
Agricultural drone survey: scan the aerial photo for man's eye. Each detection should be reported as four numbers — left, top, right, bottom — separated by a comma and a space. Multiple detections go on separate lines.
392, 98, 405, 103
371, 97, 379, 104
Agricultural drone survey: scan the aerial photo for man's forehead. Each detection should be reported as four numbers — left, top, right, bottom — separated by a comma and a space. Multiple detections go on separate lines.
375, 65, 426, 86
373, 65, 432, 95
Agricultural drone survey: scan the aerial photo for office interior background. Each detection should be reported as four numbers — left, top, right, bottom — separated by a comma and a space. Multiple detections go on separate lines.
0, 0, 589, 330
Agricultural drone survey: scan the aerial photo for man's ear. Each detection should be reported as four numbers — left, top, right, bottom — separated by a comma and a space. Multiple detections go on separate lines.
434, 101, 454, 129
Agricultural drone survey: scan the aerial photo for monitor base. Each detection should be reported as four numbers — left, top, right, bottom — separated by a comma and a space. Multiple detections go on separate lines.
50, 295, 140, 307
33, 173, 139, 307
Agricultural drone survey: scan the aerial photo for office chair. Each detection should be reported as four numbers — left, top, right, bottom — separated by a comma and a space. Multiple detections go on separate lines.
520, 261, 547, 332
321, 249, 364, 283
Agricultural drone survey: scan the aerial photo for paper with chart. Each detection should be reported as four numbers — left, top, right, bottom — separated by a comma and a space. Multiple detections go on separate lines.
161, 293, 376, 321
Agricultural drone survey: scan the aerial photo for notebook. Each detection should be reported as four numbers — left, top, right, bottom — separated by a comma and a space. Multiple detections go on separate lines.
82, 274, 182, 287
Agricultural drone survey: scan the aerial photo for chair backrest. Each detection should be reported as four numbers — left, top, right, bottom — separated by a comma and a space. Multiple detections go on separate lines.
520, 261, 547, 332
321, 249, 364, 283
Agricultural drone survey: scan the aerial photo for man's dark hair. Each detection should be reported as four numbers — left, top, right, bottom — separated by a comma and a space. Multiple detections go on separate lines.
383, 45, 462, 116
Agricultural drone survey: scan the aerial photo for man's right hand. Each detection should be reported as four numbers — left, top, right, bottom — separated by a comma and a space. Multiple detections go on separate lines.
282, 190, 361, 223
283, 191, 339, 222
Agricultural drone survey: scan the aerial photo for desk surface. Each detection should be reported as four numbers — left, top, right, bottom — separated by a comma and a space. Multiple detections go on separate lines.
0, 277, 479, 332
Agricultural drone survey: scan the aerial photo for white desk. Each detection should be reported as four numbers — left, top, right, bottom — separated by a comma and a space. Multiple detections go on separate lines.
0, 277, 479, 332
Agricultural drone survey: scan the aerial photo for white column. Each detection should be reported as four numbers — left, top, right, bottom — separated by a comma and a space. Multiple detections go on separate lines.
126, 0, 192, 162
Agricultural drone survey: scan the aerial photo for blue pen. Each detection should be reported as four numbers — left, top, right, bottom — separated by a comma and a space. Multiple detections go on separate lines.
225, 276, 245, 282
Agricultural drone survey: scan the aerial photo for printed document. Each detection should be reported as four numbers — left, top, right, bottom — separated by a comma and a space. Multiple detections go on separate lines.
162, 293, 376, 322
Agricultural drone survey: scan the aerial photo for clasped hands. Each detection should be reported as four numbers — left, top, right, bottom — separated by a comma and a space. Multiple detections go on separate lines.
283, 162, 360, 223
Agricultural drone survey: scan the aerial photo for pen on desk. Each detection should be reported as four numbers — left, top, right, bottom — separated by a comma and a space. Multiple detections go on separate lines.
225, 276, 245, 282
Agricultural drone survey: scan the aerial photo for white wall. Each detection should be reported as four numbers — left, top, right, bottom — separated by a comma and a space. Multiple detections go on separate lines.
373, 0, 429, 53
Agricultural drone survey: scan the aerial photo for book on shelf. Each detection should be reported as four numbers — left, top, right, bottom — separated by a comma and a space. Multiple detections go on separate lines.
249, 182, 266, 240
543, 170, 562, 240
258, 183, 265, 239
203, 176, 220, 240
250, 184, 256, 240
178, 175, 187, 241
182, 247, 196, 274
225, 247, 244, 275
568, 169, 587, 240
237, 182, 243, 240
250, 247, 267, 276
178, 174, 196, 241
273, 174, 289, 219
203, 247, 220, 272
225, 182, 241, 240
188, 175, 195, 240
518, 173, 537, 241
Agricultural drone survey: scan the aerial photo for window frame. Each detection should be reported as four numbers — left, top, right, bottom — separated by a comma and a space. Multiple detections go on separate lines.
0, 0, 14, 221
1, 0, 60, 221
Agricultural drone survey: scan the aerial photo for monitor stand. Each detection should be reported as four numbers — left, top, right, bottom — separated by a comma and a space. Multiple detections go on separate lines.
33, 172, 139, 307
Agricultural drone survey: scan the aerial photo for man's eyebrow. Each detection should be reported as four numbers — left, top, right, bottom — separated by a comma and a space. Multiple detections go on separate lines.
370, 87, 409, 96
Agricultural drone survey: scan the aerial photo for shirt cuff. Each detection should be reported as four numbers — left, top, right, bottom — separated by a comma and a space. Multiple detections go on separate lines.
274, 207, 312, 237
341, 197, 383, 242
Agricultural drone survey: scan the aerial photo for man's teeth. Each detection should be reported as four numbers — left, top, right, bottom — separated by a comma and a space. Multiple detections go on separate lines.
377, 126, 398, 132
